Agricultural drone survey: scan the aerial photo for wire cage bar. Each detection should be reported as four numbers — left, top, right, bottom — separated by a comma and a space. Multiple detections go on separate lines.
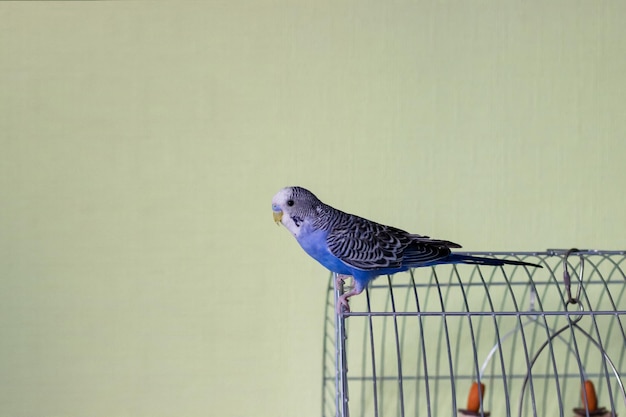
321, 250, 626, 417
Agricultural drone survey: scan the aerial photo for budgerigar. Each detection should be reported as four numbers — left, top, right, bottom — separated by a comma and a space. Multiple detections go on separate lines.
272, 186, 541, 312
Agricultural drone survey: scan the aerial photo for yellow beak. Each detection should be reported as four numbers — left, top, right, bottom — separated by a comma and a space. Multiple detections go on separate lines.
273, 210, 283, 224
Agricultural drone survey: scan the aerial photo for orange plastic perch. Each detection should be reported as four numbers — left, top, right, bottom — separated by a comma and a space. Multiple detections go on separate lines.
581, 380, 598, 412
466, 381, 486, 413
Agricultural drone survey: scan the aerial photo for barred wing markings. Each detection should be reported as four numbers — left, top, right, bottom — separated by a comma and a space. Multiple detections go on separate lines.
326, 215, 460, 270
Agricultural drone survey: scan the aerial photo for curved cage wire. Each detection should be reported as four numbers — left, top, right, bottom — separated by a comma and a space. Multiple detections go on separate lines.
322, 250, 626, 417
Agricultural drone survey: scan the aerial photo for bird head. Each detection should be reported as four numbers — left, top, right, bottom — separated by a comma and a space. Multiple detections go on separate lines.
271, 186, 321, 236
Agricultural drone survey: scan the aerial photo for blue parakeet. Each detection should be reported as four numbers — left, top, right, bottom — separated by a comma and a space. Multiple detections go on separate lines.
272, 186, 541, 312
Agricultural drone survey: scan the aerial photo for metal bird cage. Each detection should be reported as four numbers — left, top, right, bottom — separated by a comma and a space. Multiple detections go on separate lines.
321, 249, 626, 417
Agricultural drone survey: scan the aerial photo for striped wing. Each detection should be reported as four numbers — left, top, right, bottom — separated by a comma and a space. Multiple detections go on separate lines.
326, 214, 460, 270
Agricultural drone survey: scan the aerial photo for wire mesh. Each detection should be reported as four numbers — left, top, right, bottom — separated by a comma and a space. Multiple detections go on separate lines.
322, 250, 626, 417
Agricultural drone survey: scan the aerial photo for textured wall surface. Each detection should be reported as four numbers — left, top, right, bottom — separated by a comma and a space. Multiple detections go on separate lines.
1, 2, 625, 416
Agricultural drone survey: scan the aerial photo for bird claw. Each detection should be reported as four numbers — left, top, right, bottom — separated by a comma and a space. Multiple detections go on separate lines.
335, 274, 346, 287
336, 295, 351, 314
335, 274, 352, 314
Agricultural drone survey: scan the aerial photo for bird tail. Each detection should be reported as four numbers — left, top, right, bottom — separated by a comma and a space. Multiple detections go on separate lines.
445, 254, 542, 268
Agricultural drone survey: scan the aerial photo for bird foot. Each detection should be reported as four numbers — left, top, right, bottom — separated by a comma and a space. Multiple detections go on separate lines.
335, 274, 347, 288
336, 294, 351, 314
335, 282, 364, 315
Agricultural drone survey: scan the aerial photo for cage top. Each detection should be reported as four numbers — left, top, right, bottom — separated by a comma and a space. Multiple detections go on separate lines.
457, 249, 626, 256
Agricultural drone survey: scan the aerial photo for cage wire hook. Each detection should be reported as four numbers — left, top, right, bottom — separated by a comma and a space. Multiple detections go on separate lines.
563, 248, 584, 306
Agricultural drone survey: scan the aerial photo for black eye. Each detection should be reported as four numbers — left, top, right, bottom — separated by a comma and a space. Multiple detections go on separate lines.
287, 199, 294, 207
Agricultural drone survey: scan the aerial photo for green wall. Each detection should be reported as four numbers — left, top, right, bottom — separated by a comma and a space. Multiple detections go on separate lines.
1, 2, 624, 416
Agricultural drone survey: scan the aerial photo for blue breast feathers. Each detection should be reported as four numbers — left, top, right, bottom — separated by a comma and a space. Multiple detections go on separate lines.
296, 226, 354, 276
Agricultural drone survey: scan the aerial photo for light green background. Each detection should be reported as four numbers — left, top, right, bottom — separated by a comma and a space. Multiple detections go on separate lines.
1, 2, 624, 416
